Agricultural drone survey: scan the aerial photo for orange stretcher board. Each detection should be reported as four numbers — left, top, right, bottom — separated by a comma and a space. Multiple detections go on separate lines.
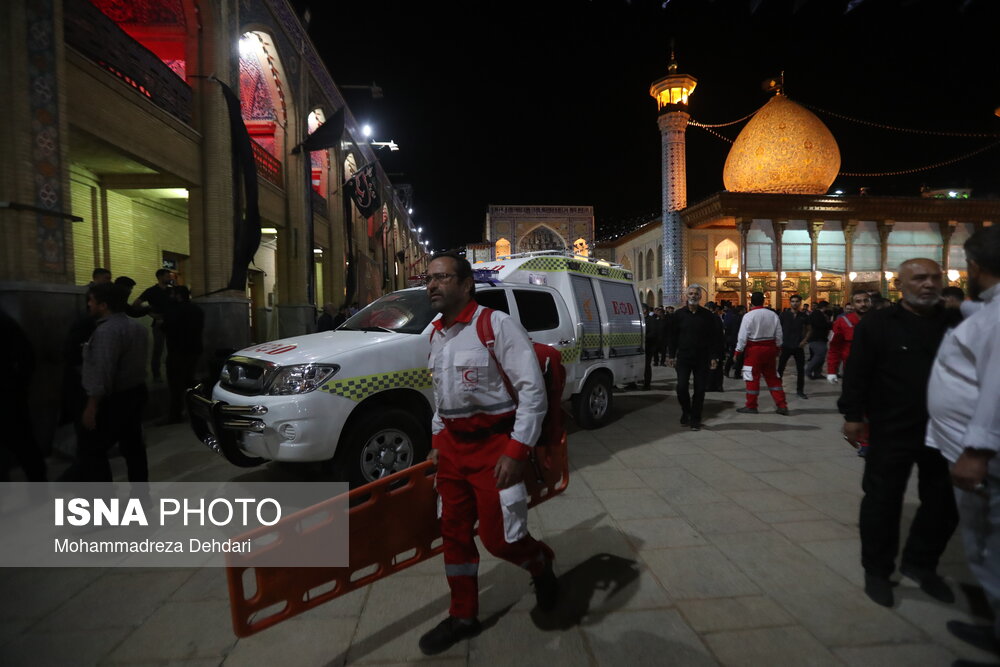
224, 434, 568, 638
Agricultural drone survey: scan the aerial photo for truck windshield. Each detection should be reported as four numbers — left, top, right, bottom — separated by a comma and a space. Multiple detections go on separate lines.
339, 290, 436, 334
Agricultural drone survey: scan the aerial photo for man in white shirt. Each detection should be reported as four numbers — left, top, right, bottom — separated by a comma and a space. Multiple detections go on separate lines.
419, 252, 557, 655
927, 226, 1000, 655
734, 291, 789, 415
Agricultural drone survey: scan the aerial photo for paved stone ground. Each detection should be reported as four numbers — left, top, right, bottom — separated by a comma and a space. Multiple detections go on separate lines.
1, 366, 996, 666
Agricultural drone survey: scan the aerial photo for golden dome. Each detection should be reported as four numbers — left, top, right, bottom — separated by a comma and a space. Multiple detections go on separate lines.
723, 95, 841, 195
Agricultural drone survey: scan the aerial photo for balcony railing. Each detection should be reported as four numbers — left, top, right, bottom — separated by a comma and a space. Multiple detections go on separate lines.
250, 139, 283, 189
64, 0, 192, 125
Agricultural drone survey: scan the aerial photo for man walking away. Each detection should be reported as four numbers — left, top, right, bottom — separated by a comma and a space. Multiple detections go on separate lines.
778, 294, 811, 398
667, 285, 724, 430
827, 291, 871, 383
805, 301, 831, 380
723, 305, 745, 378
840, 258, 960, 608
62, 283, 150, 482
734, 292, 788, 415
926, 228, 1000, 655
420, 252, 557, 655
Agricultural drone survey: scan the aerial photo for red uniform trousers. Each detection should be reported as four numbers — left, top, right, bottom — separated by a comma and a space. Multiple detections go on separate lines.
742, 340, 788, 410
435, 428, 552, 619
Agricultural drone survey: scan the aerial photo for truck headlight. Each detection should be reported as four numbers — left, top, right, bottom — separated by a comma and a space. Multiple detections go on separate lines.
267, 364, 340, 395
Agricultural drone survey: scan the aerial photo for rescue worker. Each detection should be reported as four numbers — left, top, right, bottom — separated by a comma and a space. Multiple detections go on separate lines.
734, 291, 789, 415
826, 290, 872, 382
420, 252, 558, 655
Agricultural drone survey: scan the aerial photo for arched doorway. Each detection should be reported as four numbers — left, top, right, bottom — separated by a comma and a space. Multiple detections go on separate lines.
239, 31, 289, 185
495, 238, 511, 259
518, 225, 563, 253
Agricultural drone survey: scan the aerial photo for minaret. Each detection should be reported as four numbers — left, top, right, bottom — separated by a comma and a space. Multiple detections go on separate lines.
650, 46, 697, 306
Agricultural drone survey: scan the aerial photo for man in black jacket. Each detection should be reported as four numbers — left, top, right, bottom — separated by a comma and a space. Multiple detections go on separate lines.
667, 285, 724, 431
839, 258, 961, 608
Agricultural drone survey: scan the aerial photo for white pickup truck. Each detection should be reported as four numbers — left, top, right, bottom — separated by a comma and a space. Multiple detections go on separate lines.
188, 252, 643, 485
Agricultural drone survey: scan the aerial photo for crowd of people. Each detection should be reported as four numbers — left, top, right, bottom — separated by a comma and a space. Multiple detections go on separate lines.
1, 268, 205, 483
641, 228, 1000, 659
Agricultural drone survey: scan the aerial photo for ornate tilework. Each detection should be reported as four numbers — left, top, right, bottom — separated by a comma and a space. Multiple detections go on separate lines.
26, 0, 65, 273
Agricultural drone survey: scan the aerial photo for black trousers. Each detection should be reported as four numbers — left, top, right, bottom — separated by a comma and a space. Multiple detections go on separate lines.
62, 385, 149, 482
777, 347, 805, 393
643, 341, 657, 388
655, 341, 668, 365
675, 357, 710, 423
859, 441, 958, 578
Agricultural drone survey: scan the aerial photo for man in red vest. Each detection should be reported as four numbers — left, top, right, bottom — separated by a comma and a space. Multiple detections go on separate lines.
827, 290, 872, 382
420, 252, 558, 655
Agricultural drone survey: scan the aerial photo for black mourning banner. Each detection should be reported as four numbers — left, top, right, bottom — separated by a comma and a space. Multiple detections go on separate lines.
345, 163, 381, 219
291, 107, 345, 155
217, 81, 261, 292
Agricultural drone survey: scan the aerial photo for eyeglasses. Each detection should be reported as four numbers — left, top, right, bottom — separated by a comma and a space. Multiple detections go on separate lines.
427, 272, 458, 284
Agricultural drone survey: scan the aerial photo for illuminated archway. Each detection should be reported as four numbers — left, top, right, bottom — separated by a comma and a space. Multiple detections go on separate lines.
517, 225, 563, 253
715, 238, 739, 275
637, 251, 643, 281
307, 108, 332, 198
495, 237, 511, 259
620, 255, 632, 271
239, 31, 288, 160
646, 249, 654, 281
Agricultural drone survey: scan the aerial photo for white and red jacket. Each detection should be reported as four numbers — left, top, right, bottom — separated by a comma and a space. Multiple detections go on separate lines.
429, 301, 547, 461
735, 306, 783, 352
827, 311, 861, 374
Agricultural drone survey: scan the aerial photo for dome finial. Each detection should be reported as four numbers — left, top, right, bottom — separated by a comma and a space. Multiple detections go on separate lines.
761, 72, 785, 96
668, 38, 678, 74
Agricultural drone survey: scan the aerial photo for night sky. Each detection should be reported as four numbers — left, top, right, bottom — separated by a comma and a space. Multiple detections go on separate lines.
293, 0, 1000, 250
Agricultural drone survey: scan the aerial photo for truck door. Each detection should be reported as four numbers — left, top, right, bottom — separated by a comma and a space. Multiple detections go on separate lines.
596, 280, 643, 358
569, 275, 603, 360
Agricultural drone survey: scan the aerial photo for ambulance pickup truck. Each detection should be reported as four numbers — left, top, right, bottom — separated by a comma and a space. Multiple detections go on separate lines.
187, 251, 643, 485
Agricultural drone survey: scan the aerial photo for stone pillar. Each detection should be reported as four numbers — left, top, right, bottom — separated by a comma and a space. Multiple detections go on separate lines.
940, 220, 957, 272
877, 219, 894, 296
187, 2, 236, 298
737, 218, 751, 306
807, 220, 824, 305
843, 219, 857, 299
773, 219, 787, 310
658, 111, 690, 306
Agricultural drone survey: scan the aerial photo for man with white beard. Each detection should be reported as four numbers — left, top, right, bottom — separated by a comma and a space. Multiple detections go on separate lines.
666, 285, 724, 431
840, 258, 961, 608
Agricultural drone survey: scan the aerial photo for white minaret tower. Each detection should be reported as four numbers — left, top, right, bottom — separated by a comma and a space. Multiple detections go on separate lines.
650, 47, 696, 306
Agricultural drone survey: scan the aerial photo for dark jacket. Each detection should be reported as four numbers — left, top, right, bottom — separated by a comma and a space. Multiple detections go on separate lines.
807, 309, 830, 342
723, 311, 743, 345
838, 302, 960, 444
668, 306, 725, 360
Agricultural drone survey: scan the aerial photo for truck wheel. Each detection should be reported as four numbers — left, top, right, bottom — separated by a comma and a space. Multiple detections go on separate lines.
574, 372, 613, 429
335, 408, 429, 486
